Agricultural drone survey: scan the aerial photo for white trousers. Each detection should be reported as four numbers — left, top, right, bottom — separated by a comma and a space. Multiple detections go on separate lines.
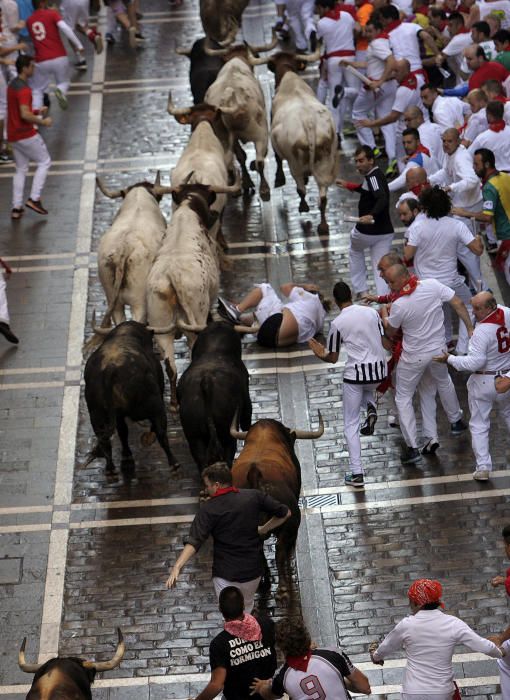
441, 280, 473, 354
0, 273, 9, 324
454, 212, 488, 291
29, 56, 71, 110
0, 68, 7, 121
395, 351, 462, 448
349, 228, 393, 295
467, 374, 510, 471
61, 0, 89, 26
322, 57, 359, 133
11, 133, 52, 208
212, 576, 261, 613
498, 639, 510, 700
352, 82, 397, 160
285, 0, 315, 50
343, 381, 379, 474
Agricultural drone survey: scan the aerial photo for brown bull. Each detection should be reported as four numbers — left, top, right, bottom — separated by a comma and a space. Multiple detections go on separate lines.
230, 412, 323, 605
19, 629, 124, 700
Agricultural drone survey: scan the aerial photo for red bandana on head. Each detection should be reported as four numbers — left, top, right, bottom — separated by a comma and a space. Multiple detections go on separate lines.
489, 119, 506, 132
408, 578, 444, 607
287, 651, 312, 672
224, 614, 262, 642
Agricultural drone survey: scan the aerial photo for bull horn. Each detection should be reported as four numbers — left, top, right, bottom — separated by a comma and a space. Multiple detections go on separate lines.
208, 173, 242, 194
154, 170, 161, 187
292, 410, 325, 440
246, 46, 270, 66
18, 638, 42, 674
176, 320, 207, 333
203, 43, 229, 56
91, 309, 112, 336
175, 45, 192, 56
96, 177, 124, 199
233, 324, 259, 334
295, 46, 321, 63
246, 28, 278, 54
230, 411, 248, 440
153, 185, 176, 196
218, 20, 239, 47
82, 629, 125, 671
167, 91, 192, 117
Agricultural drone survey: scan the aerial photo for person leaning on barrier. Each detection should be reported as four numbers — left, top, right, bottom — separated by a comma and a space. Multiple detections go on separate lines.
251, 616, 371, 699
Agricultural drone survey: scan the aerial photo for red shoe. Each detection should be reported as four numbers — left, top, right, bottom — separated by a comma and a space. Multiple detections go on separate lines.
26, 198, 48, 215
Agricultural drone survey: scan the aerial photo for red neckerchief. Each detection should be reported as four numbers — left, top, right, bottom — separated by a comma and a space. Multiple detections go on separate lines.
400, 73, 418, 89
395, 274, 419, 298
489, 119, 506, 132
324, 6, 342, 20
375, 30, 389, 39
410, 181, 429, 196
210, 486, 239, 498
479, 307, 505, 325
458, 3, 470, 12
411, 144, 430, 158
287, 651, 312, 672
0, 258, 12, 274
386, 19, 402, 32
416, 5, 429, 14
493, 94, 508, 103
455, 26, 470, 33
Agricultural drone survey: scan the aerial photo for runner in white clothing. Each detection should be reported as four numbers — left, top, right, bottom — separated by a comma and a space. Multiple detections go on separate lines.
382, 265, 471, 465
370, 577, 504, 700
0, 258, 18, 344
435, 11, 473, 84
462, 89, 488, 145
468, 100, 510, 171
309, 281, 388, 489
434, 293, 510, 482
420, 84, 469, 130
388, 127, 439, 193
403, 106, 444, 166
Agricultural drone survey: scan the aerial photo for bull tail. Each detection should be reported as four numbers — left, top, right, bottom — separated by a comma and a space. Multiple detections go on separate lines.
246, 463, 264, 490
304, 119, 315, 177
201, 375, 224, 465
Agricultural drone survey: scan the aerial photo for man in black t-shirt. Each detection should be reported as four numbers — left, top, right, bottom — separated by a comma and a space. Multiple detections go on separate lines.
337, 145, 394, 299
193, 586, 277, 700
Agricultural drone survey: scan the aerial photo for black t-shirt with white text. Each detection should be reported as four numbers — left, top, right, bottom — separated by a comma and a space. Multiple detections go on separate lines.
209, 615, 277, 700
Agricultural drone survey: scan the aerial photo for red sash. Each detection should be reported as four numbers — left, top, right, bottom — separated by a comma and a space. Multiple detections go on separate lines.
400, 73, 418, 90
323, 48, 356, 60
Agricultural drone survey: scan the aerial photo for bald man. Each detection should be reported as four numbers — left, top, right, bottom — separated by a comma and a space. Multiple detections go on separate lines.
435, 292, 510, 481
463, 89, 489, 146
429, 128, 487, 291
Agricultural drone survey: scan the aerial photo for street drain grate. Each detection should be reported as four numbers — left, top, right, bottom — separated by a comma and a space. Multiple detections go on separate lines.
299, 493, 340, 509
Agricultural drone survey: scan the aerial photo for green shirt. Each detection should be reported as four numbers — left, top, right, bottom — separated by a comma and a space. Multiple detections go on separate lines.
483, 172, 510, 240
496, 50, 510, 70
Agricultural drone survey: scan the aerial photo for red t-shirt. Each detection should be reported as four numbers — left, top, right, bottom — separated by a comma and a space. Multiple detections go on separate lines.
469, 61, 510, 90
7, 78, 37, 142
27, 8, 67, 62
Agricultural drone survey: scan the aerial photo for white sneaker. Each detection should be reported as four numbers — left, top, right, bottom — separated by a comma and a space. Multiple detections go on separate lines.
472, 469, 490, 481
387, 414, 399, 428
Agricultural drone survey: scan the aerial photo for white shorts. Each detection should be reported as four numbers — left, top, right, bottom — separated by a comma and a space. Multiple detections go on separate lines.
254, 283, 283, 325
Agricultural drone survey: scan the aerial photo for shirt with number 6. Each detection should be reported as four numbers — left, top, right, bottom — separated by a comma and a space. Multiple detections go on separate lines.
448, 305, 510, 373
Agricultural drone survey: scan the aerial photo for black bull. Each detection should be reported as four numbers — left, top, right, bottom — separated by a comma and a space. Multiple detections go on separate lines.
84, 321, 179, 473
177, 321, 252, 470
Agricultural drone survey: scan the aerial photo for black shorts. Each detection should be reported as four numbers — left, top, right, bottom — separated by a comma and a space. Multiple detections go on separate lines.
257, 313, 283, 348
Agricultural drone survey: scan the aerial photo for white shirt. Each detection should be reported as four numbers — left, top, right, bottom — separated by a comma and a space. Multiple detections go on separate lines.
448, 305, 510, 372
431, 95, 468, 130
366, 36, 392, 80
418, 121, 444, 164
284, 287, 326, 343
388, 22, 423, 71
388, 278, 455, 358
429, 145, 482, 208
468, 126, 510, 171
393, 84, 425, 136
408, 215, 474, 286
442, 32, 473, 83
317, 12, 355, 53
388, 150, 439, 192
327, 304, 387, 383
373, 609, 503, 694
464, 107, 488, 143
479, 39, 497, 61
479, 0, 510, 28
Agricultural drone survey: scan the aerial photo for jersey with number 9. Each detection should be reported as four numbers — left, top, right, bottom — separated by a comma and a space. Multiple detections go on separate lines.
27, 8, 67, 62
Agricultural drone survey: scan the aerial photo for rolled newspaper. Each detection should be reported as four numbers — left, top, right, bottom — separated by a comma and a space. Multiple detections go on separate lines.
344, 63, 374, 88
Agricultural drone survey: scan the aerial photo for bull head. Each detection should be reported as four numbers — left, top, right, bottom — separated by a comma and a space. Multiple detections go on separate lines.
18, 629, 125, 673
203, 29, 278, 57
230, 411, 324, 441
246, 46, 321, 67
90, 309, 112, 337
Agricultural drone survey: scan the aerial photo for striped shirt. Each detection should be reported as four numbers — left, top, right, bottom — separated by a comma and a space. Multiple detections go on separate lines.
327, 305, 387, 384
271, 648, 354, 699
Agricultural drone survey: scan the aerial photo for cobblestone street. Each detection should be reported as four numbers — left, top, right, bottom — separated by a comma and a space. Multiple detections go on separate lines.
0, 1, 509, 697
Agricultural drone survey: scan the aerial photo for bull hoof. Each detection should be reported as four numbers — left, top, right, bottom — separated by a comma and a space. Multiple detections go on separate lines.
274, 175, 286, 188
299, 201, 310, 213
317, 222, 329, 235
170, 402, 179, 415
259, 186, 271, 202
275, 586, 291, 606
249, 159, 257, 171
140, 431, 156, 447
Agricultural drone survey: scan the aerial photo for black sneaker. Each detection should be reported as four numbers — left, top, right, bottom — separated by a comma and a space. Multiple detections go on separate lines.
360, 402, 377, 436
309, 30, 317, 52
486, 241, 498, 254
105, 32, 116, 45
217, 297, 241, 323
401, 446, 422, 465
344, 472, 364, 488
75, 59, 87, 71
0, 322, 19, 344
421, 437, 440, 455
332, 84, 345, 109
26, 198, 48, 215
451, 419, 468, 435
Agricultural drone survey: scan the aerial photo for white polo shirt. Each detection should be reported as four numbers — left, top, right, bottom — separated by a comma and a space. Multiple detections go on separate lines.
388, 279, 455, 359
327, 304, 387, 384
448, 305, 510, 372
372, 609, 503, 695
284, 287, 326, 343
407, 215, 474, 287
428, 145, 482, 208
431, 95, 468, 130
388, 22, 423, 71
317, 12, 355, 53
468, 126, 510, 171
366, 36, 392, 79
418, 121, 444, 164
464, 107, 488, 143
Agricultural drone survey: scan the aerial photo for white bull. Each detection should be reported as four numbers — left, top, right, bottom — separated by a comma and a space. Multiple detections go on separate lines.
146, 181, 239, 409
204, 42, 276, 201
95, 175, 167, 327
249, 49, 339, 234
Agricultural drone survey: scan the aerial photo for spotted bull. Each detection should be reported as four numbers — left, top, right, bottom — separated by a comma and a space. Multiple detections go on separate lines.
94, 173, 167, 328
230, 412, 324, 604
248, 49, 339, 234
177, 321, 252, 471
19, 629, 124, 700
85, 321, 180, 474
